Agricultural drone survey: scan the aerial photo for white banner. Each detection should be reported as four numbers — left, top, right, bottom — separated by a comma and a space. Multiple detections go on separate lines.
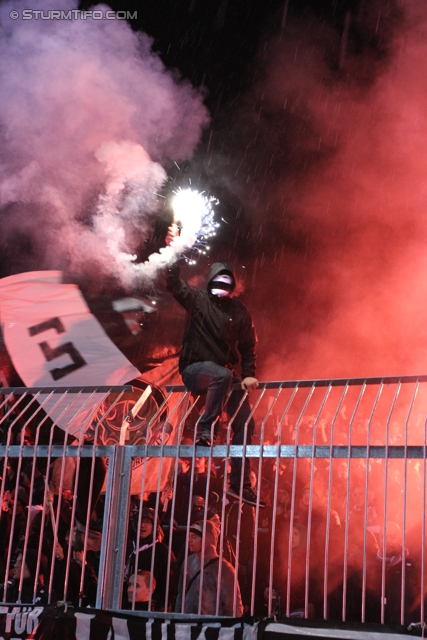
0, 271, 141, 436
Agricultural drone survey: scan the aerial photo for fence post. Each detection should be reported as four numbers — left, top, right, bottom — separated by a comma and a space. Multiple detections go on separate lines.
97, 445, 132, 610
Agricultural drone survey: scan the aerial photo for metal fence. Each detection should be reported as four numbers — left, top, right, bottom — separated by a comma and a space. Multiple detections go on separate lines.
1, 375, 427, 626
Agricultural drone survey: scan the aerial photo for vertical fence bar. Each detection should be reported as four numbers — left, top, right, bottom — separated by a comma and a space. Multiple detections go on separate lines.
242, 385, 266, 616
323, 383, 349, 620
422, 412, 427, 625
163, 392, 190, 613
400, 382, 419, 625
380, 381, 401, 624
98, 444, 133, 610
260, 384, 284, 616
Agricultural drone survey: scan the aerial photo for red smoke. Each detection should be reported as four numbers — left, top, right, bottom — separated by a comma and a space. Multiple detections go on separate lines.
203, 2, 427, 381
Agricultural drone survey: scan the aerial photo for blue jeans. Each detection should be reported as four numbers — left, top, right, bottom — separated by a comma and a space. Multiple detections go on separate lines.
181, 361, 254, 486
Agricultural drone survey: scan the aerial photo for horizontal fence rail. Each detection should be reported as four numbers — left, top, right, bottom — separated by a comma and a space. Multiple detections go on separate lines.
0, 376, 427, 626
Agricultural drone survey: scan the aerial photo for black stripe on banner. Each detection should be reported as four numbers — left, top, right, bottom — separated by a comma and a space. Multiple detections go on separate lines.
191, 624, 202, 640
233, 624, 244, 640
90, 612, 113, 640
167, 620, 176, 640
151, 620, 165, 640
204, 625, 221, 640
127, 616, 148, 640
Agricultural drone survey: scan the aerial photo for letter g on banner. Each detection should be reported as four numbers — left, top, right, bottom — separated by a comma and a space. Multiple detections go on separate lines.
28, 317, 87, 381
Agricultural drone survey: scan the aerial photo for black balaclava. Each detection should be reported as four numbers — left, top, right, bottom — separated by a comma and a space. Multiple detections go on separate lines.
209, 273, 234, 297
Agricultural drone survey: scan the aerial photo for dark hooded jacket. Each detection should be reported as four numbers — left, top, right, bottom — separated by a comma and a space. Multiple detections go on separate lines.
174, 520, 243, 616
166, 262, 256, 378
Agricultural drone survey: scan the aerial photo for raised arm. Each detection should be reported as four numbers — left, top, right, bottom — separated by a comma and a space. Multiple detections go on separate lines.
165, 262, 198, 313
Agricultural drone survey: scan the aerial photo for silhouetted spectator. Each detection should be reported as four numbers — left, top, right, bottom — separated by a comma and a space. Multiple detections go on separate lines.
125, 507, 175, 610
51, 538, 98, 607
127, 569, 156, 611
4, 549, 50, 604
175, 520, 243, 616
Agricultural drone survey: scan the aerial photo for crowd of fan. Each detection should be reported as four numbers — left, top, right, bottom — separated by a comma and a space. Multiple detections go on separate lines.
0, 408, 425, 625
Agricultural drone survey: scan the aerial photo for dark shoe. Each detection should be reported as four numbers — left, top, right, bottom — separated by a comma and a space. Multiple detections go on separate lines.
227, 484, 266, 508
195, 433, 212, 447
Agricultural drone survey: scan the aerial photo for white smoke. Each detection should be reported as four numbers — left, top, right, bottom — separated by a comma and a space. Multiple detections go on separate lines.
0, 0, 209, 287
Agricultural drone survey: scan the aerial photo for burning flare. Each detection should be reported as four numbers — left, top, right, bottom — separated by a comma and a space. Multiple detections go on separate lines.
171, 188, 219, 264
